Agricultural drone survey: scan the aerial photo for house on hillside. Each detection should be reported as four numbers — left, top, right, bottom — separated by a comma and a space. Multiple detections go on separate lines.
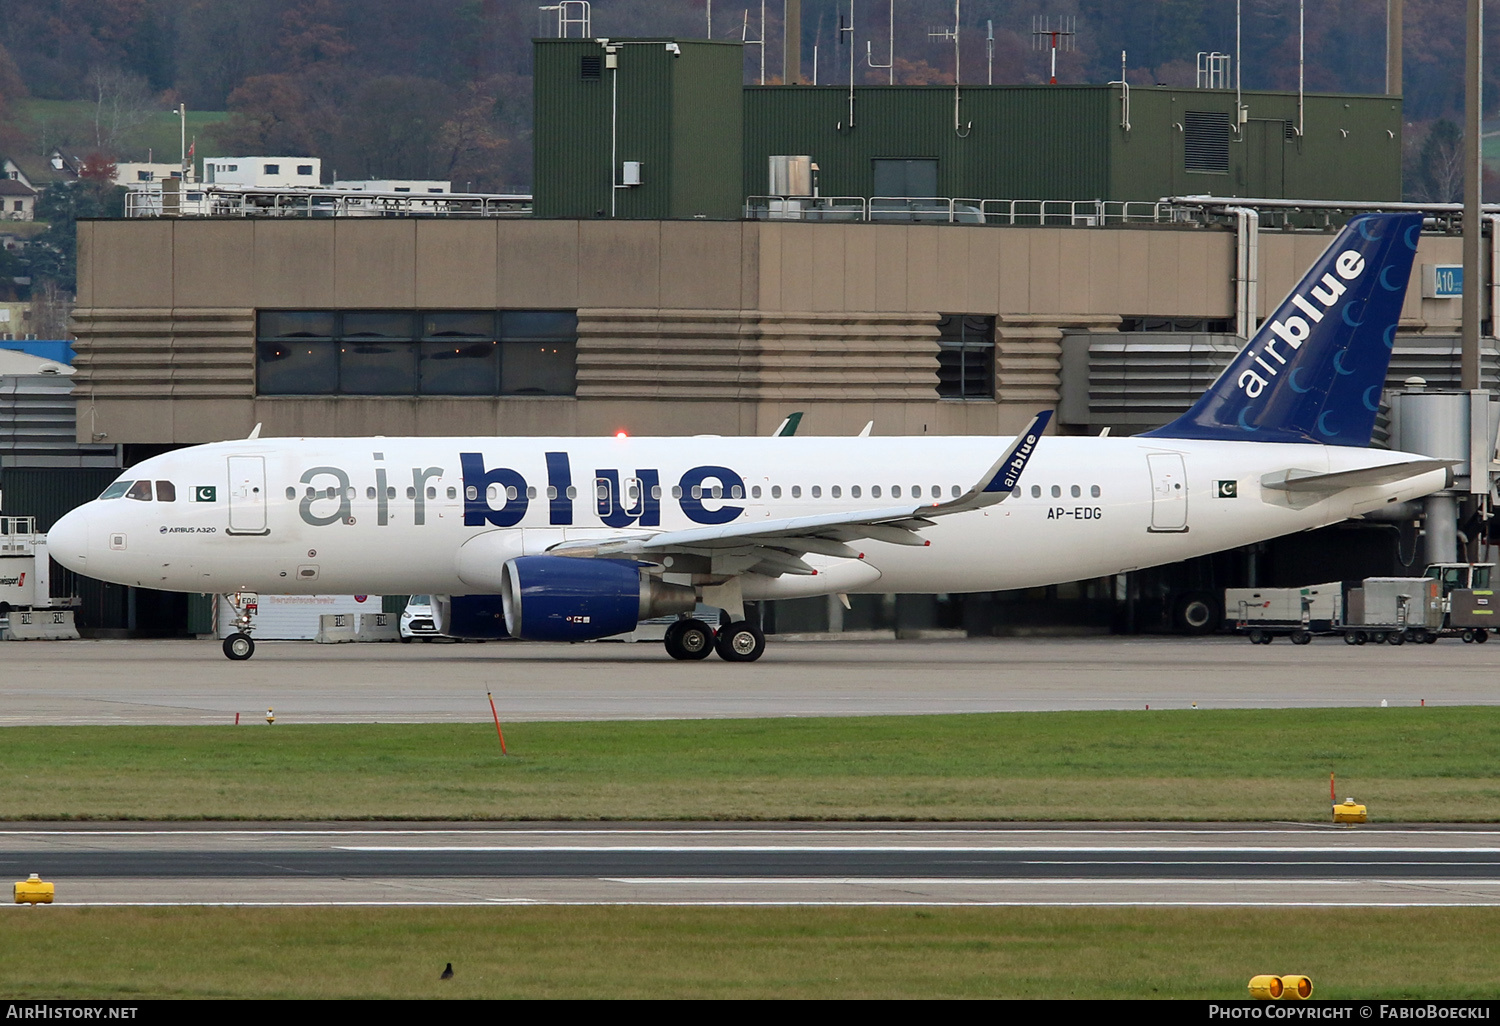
2, 150, 82, 197
0, 179, 36, 221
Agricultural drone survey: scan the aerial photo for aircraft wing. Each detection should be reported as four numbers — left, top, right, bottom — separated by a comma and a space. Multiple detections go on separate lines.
547, 411, 1051, 575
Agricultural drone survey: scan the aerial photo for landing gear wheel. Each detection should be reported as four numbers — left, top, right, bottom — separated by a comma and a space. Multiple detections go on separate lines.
1173, 593, 1218, 635
1343, 631, 1360, 646
714, 621, 766, 662
1477, 629, 1489, 644
664, 618, 714, 661
1387, 630, 1406, 646
223, 633, 255, 661
1291, 630, 1312, 645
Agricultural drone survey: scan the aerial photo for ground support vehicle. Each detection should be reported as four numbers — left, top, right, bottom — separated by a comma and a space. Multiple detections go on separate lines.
1227, 582, 1341, 645
1228, 566, 1493, 645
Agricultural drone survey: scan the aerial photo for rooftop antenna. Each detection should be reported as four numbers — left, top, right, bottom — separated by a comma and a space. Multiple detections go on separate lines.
1031, 15, 1076, 84
743, 3, 766, 84
929, 1, 971, 136
538, 1, 590, 38
1108, 50, 1131, 131
867, 0, 894, 84
838, 0, 855, 128
987, 20, 994, 85
708, 0, 713, 37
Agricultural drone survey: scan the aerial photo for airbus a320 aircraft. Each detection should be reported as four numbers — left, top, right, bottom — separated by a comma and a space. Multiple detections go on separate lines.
48, 212, 1452, 662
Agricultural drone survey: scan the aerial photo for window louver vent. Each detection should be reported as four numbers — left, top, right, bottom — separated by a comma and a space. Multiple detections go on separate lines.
1184, 111, 1230, 173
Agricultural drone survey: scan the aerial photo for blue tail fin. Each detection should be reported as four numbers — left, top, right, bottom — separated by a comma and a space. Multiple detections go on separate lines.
1143, 211, 1423, 447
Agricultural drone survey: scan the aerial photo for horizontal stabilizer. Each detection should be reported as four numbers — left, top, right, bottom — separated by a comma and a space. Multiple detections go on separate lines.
1261, 459, 1456, 493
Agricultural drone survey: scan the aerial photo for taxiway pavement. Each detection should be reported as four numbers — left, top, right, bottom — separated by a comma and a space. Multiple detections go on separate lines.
1, 636, 1494, 726
4, 825, 1500, 907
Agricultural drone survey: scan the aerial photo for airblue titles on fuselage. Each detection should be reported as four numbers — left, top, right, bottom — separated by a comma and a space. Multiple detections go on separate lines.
296, 452, 746, 529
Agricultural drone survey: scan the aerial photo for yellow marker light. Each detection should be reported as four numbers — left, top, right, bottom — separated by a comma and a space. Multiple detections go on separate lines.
1281, 975, 1314, 1000
14, 873, 54, 905
1333, 798, 1368, 824
1248, 975, 1284, 1000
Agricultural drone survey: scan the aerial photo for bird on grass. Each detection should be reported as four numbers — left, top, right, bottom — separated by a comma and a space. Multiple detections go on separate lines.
441, 963, 454, 980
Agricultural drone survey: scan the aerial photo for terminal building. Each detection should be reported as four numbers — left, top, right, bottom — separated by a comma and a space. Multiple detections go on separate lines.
5, 36, 1497, 637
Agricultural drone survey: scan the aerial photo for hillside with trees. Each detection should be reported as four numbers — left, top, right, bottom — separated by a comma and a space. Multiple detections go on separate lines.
3, 0, 1497, 198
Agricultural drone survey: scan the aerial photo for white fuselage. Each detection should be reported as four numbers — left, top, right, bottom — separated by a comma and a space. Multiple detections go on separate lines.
47, 434, 1448, 600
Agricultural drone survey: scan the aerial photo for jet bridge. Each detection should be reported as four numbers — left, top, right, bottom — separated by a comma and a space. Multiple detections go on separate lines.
1388, 381, 1500, 566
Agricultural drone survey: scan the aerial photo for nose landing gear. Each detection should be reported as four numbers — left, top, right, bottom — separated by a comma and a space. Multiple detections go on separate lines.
221, 591, 259, 661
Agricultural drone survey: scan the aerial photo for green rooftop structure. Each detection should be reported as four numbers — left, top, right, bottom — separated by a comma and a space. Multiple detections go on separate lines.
534, 39, 1401, 219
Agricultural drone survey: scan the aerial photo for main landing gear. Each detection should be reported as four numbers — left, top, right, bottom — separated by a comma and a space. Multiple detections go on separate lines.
221, 591, 259, 661
663, 615, 766, 662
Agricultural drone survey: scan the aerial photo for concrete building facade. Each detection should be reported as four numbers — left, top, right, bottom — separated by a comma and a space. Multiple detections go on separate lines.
70, 215, 1474, 449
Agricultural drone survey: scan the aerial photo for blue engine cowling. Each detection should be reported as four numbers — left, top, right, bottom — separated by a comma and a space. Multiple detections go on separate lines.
499, 555, 694, 642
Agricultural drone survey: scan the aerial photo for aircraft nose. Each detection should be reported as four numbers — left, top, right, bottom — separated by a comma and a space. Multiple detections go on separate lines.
46, 505, 91, 573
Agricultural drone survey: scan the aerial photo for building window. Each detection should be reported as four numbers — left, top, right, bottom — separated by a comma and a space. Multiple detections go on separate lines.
297, 165, 314, 176
264, 163, 280, 175
256, 310, 578, 397
872, 158, 938, 197
936, 314, 995, 400
1184, 111, 1230, 174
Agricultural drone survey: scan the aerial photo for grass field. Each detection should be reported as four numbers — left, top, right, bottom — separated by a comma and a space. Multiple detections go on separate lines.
13, 98, 230, 166
3, 906, 1499, 999
4, 707, 1499, 821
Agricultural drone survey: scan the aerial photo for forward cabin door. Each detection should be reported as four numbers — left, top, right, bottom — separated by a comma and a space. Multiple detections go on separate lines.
227, 456, 269, 535
1147, 453, 1189, 533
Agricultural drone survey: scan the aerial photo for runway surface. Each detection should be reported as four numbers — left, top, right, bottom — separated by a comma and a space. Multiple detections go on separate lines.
6, 825, 1500, 907
2, 635, 1496, 725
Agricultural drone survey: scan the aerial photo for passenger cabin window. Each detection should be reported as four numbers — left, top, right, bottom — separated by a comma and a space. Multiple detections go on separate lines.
125, 481, 153, 501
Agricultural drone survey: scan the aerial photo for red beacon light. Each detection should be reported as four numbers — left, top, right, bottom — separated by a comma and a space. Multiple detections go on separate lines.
615, 430, 629, 438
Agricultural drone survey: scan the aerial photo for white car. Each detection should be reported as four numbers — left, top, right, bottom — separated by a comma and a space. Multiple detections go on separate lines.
399, 595, 442, 641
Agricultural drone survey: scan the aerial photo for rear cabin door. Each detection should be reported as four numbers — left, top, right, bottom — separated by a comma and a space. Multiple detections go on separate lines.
227, 456, 269, 535
1147, 453, 1189, 533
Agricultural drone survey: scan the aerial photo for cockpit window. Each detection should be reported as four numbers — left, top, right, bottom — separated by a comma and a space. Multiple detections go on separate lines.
125, 480, 153, 502
156, 481, 177, 502
99, 481, 132, 500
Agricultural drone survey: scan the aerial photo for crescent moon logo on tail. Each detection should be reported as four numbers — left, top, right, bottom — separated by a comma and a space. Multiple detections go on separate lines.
1332, 350, 1355, 376
1379, 265, 1404, 291
1288, 366, 1312, 393
1363, 385, 1382, 412
1317, 410, 1340, 436
1237, 407, 1259, 432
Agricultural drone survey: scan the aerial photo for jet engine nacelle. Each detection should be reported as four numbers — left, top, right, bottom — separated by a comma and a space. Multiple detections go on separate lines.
499, 555, 696, 642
